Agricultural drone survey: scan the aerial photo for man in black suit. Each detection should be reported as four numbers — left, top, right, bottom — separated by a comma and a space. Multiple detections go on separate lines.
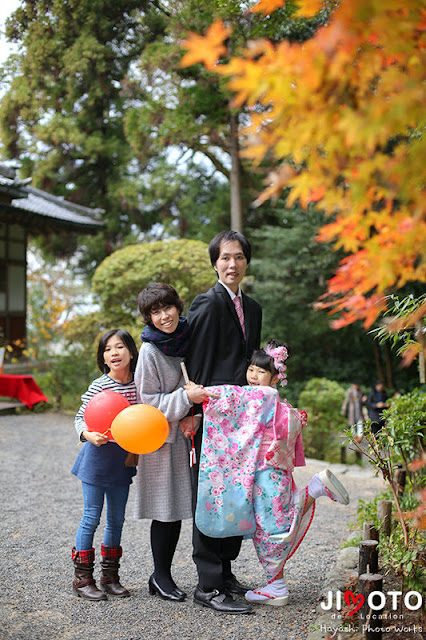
185, 230, 262, 614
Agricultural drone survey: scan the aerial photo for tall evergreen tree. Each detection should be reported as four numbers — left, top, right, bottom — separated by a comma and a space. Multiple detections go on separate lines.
124, 0, 331, 232
0, 0, 329, 270
1, 0, 166, 267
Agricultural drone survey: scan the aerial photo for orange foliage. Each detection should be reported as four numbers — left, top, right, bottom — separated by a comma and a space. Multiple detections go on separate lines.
249, 0, 285, 14
294, 0, 324, 17
182, 0, 426, 337
180, 21, 232, 70
250, 0, 323, 17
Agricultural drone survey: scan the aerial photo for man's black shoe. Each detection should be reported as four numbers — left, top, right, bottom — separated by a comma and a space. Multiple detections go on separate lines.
193, 587, 253, 614
223, 575, 251, 596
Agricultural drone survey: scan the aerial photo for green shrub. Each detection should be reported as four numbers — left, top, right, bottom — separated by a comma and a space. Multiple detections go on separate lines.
380, 525, 425, 592
91, 239, 216, 330
357, 491, 425, 593
356, 490, 391, 533
298, 377, 346, 460
340, 534, 362, 549
62, 238, 217, 354
382, 389, 425, 472
34, 350, 98, 412
353, 389, 426, 594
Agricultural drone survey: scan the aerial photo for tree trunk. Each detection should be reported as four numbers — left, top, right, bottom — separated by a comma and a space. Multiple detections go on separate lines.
229, 112, 243, 233
373, 341, 385, 383
384, 342, 394, 389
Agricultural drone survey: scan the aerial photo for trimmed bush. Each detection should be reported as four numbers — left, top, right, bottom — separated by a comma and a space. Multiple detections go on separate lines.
91, 238, 215, 329
298, 377, 346, 460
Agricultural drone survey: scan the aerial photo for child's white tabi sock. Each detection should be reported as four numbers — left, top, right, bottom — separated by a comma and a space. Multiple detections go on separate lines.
245, 577, 289, 606
308, 469, 350, 505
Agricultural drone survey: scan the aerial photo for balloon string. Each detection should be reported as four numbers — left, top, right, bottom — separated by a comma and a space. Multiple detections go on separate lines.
189, 407, 196, 467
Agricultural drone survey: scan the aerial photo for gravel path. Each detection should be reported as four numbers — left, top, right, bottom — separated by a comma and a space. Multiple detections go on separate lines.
0, 413, 385, 640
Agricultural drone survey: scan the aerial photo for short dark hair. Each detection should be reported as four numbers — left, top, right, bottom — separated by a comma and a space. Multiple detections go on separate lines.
137, 282, 184, 326
208, 231, 252, 267
249, 339, 288, 376
97, 329, 139, 374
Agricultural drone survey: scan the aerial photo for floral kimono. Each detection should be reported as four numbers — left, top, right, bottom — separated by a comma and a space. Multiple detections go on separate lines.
196, 385, 315, 582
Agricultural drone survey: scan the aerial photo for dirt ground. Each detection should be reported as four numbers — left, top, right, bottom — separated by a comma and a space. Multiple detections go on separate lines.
1, 411, 387, 640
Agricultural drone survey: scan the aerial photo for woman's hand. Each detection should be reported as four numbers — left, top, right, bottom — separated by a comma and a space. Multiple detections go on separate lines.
82, 430, 109, 447
179, 415, 201, 439
184, 382, 220, 404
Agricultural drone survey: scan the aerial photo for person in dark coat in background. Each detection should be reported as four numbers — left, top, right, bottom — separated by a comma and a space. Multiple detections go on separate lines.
184, 230, 262, 614
341, 381, 364, 462
366, 380, 389, 435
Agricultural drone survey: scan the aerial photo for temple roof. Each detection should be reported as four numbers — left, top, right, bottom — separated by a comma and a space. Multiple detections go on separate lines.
0, 164, 104, 233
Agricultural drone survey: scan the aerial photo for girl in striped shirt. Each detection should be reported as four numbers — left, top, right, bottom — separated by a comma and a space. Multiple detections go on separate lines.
71, 329, 138, 601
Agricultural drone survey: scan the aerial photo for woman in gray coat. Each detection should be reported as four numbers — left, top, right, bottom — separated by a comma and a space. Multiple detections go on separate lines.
134, 283, 215, 602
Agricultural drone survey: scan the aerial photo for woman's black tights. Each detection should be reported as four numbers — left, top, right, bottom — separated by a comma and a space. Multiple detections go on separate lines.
150, 519, 182, 592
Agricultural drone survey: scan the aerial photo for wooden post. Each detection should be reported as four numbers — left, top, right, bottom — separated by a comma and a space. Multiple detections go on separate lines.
416, 321, 425, 384
377, 500, 392, 536
393, 467, 406, 495
363, 521, 379, 542
358, 540, 379, 576
359, 572, 384, 639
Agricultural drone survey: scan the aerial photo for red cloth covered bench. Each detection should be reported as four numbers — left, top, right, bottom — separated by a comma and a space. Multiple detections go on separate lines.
0, 375, 49, 409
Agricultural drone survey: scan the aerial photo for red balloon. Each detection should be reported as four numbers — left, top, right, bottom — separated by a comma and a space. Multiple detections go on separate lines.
84, 390, 130, 439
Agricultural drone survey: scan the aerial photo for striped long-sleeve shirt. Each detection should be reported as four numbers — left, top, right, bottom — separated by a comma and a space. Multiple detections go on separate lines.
74, 374, 137, 441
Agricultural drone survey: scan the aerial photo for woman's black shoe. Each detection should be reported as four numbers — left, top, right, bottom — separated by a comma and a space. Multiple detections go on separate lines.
148, 574, 185, 602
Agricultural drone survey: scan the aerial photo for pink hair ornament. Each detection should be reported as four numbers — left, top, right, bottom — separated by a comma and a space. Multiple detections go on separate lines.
264, 345, 288, 387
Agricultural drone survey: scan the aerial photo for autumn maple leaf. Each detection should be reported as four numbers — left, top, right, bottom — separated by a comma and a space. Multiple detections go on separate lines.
402, 480, 426, 531
249, 0, 286, 14
252, 165, 297, 206
180, 21, 232, 70
387, 300, 426, 333
302, 185, 326, 206
409, 453, 426, 473
401, 342, 425, 368
295, 0, 324, 18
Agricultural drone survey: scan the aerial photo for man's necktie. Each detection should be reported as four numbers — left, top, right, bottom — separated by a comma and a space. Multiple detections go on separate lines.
233, 296, 246, 339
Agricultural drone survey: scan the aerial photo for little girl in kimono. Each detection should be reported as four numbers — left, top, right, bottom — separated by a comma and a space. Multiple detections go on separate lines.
243, 341, 350, 607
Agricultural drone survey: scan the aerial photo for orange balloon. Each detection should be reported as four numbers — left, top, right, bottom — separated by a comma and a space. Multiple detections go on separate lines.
110, 404, 169, 454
